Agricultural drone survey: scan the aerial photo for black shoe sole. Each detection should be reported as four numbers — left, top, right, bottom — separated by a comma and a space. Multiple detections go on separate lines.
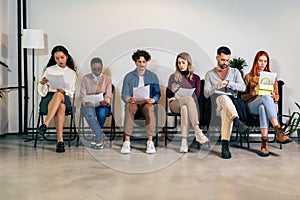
259, 152, 270, 157
56, 148, 65, 153
276, 139, 292, 144
221, 152, 232, 159
221, 154, 231, 159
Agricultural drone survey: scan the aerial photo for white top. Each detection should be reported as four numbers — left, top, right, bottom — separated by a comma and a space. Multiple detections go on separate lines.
37, 64, 77, 98
138, 75, 144, 87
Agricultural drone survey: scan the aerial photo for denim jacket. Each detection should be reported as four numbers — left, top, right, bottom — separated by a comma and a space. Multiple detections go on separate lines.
121, 69, 161, 103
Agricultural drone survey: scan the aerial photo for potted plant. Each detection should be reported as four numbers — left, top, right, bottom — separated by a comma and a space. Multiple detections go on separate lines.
229, 57, 248, 77
282, 102, 300, 143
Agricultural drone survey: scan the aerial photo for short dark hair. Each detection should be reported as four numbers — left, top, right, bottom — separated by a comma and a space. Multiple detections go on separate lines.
217, 46, 231, 55
132, 49, 151, 62
90, 57, 103, 66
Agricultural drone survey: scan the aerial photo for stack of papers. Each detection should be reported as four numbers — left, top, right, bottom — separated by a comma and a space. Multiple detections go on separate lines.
259, 71, 277, 85
84, 93, 104, 107
175, 87, 195, 97
47, 74, 66, 89
133, 85, 150, 100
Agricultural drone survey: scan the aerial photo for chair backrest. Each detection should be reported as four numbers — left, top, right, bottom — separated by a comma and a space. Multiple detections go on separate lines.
199, 79, 211, 126
165, 87, 181, 116
109, 84, 115, 117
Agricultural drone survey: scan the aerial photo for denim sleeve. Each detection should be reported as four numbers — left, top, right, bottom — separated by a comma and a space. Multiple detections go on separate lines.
121, 74, 131, 103
150, 74, 161, 103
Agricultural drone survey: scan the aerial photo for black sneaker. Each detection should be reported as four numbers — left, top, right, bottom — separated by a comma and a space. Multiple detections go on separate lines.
221, 140, 231, 159
37, 124, 47, 135
238, 123, 252, 135
56, 142, 65, 153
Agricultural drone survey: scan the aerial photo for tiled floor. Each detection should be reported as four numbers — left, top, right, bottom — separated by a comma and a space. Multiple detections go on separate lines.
0, 134, 299, 200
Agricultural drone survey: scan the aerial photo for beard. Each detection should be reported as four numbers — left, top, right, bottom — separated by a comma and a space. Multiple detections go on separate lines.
220, 64, 228, 69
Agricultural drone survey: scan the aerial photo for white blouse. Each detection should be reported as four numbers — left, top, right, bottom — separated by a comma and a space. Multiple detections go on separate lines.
37, 64, 77, 98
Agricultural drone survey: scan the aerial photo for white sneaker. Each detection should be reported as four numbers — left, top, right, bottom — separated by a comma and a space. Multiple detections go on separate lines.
180, 138, 188, 153
146, 141, 156, 154
195, 130, 209, 144
121, 141, 131, 154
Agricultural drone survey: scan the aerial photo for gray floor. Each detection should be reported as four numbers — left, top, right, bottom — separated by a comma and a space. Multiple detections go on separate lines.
0, 134, 300, 200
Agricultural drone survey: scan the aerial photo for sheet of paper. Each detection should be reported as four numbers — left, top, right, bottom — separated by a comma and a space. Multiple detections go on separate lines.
47, 74, 66, 89
214, 90, 232, 96
133, 85, 150, 101
175, 87, 195, 97
259, 71, 277, 85
85, 93, 104, 107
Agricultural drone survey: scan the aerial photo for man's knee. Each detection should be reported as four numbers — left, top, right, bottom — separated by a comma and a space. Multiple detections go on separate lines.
216, 95, 230, 104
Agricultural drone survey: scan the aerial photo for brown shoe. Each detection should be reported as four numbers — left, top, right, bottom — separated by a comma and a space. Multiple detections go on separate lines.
275, 125, 292, 144
260, 136, 269, 157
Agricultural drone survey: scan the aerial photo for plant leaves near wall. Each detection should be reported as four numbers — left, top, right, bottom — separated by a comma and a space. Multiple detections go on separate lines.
229, 57, 247, 77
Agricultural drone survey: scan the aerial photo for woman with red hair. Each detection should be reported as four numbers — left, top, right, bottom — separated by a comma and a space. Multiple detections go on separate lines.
241, 51, 291, 157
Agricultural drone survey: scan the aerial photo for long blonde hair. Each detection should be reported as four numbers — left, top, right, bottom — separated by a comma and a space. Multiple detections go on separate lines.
174, 52, 194, 81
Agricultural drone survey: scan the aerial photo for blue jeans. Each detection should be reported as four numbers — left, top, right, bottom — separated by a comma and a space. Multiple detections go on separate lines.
82, 106, 111, 139
247, 95, 278, 128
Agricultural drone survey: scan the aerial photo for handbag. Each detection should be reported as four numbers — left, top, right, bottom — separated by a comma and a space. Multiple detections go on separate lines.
256, 77, 273, 95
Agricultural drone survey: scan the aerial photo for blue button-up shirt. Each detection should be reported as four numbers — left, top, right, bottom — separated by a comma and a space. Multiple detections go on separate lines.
121, 69, 161, 103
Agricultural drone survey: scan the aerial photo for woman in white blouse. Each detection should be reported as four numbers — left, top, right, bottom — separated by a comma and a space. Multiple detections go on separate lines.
37, 45, 77, 153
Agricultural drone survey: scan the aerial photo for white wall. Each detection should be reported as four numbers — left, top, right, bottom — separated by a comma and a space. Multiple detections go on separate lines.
0, 0, 9, 134
5, 0, 300, 132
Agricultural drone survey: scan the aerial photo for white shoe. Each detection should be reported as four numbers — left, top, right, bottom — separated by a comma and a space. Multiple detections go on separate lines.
195, 130, 209, 144
121, 141, 131, 154
146, 141, 156, 154
180, 139, 188, 153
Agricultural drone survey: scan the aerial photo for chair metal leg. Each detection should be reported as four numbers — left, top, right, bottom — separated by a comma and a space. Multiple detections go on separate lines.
34, 114, 42, 148
155, 105, 158, 147
109, 116, 115, 147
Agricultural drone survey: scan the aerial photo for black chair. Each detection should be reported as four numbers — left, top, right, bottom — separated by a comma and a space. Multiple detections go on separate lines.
77, 85, 116, 147
164, 85, 205, 147
164, 92, 181, 147
240, 80, 285, 149
34, 94, 77, 148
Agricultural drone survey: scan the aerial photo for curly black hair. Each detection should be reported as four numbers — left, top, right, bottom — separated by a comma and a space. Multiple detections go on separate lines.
131, 49, 151, 62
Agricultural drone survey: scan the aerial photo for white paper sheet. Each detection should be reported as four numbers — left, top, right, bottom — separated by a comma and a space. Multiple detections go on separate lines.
175, 87, 195, 97
133, 85, 150, 101
259, 71, 277, 85
85, 93, 104, 107
214, 90, 232, 96
47, 74, 66, 89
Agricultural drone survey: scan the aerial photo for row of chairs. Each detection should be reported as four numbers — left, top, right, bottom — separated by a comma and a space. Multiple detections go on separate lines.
33, 80, 285, 149
33, 85, 159, 149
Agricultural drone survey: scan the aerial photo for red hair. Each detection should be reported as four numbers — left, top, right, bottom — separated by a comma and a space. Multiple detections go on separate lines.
250, 51, 270, 76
